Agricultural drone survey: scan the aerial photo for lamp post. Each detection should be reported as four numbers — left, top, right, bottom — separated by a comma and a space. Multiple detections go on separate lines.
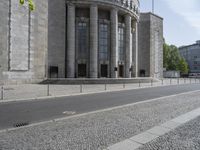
152, 0, 154, 13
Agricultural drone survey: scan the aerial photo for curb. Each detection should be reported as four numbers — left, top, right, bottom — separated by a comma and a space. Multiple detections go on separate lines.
0, 83, 193, 104
107, 107, 200, 150
0, 89, 200, 133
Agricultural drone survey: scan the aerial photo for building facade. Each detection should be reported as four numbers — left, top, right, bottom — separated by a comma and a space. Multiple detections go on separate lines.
179, 40, 200, 73
0, 0, 163, 84
138, 13, 163, 78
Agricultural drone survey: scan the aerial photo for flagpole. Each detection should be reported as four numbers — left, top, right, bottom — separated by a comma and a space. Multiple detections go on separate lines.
153, 0, 154, 13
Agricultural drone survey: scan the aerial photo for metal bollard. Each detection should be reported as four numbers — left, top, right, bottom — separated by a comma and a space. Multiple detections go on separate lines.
1, 86, 3, 100
80, 84, 83, 93
162, 79, 163, 85
139, 80, 141, 87
190, 78, 192, 84
47, 84, 50, 96
123, 83, 125, 88
170, 79, 172, 85
177, 78, 179, 85
184, 78, 186, 84
105, 84, 107, 91
151, 80, 153, 86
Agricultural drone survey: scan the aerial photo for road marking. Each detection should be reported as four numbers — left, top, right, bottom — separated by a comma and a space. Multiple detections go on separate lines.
62, 111, 76, 115
0, 89, 200, 133
107, 107, 200, 150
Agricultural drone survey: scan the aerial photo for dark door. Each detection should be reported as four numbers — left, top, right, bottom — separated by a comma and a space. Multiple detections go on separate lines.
49, 66, 58, 78
78, 64, 87, 77
101, 64, 108, 77
119, 65, 124, 78
140, 70, 145, 77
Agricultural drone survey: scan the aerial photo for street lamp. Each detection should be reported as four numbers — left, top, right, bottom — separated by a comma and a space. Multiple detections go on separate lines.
152, 0, 154, 13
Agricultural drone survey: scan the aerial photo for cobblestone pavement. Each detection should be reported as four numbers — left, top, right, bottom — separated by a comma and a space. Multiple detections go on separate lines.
0, 91, 200, 149
0, 78, 198, 101
138, 116, 200, 150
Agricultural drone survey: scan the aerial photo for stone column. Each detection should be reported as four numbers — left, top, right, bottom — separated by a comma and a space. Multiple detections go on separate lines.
125, 14, 132, 78
110, 9, 118, 78
67, 4, 75, 78
132, 21, 138, 77
89, 5, 98, 78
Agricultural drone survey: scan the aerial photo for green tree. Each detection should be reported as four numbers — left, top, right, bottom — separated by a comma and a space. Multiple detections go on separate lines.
178, 57, 189, 74
163, 43, 189, 74
20, 0, 35, 11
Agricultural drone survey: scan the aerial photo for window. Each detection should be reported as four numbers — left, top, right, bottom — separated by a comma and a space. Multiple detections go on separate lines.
77, 22, 87, 59
99, 24, 109, 60
118, 26, 125, 61
194, 61, 198, 65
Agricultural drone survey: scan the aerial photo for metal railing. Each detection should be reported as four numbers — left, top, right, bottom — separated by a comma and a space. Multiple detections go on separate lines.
0, 78, 200, 101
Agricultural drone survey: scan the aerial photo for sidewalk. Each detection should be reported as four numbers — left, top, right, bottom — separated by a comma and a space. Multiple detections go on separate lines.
0, 90, 200, 149
0, 78, 198, 102
138, 115, 200, 150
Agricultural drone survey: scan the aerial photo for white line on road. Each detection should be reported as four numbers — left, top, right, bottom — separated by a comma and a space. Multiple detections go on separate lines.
0, 89, 200, 133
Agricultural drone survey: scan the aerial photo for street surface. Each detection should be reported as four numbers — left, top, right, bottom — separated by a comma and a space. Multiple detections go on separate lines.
0, 84, 200, 130
0, 89, 200, 149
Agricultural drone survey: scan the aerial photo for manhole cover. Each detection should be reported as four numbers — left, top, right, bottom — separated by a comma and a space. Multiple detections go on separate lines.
13, 122, 29, 128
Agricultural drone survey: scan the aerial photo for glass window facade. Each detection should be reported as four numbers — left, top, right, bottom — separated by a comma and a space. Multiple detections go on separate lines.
77, 22, 88, 59
118, 26, 125, 61
99, 24, 109, 60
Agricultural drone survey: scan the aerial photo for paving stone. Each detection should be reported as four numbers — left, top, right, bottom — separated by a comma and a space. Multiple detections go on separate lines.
146, 126, 171, 136
160, 121, 181, 129
130, 132, 159, 144
138, 116, 200, 150
108, 139, 141, 150
1, 91, 200, 149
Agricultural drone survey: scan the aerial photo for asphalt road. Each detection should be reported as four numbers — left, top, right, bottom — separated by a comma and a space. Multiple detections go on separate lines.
0, 84, 200, 130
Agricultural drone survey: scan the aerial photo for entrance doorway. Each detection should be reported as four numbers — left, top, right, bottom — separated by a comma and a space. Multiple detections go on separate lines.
78, 64, 87, 77
101, 64, 108, 78
119, 65, 124, 78
140, 69, 146, 77
49, 66, 58, 78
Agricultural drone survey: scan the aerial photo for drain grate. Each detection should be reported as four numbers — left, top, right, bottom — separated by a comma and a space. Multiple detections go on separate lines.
13, 122, 29, 128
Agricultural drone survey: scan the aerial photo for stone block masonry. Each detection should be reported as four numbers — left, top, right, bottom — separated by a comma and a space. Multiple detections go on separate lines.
0, 0, 48, 84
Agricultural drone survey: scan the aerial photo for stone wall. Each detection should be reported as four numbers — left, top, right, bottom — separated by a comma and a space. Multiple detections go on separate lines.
138, 13, 163, 78
0, 0, 48, 84
150, 13, 163, 78
138, 13, 151, 77
0, 1, 9, 81
48, 0, 66, 78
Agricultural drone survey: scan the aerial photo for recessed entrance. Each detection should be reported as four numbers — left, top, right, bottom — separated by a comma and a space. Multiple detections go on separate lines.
118, 65, 124, 78
101, 64, 108, 78
78, 64, 87, 77
140, 69, 146, 77
49, 66, 58, 78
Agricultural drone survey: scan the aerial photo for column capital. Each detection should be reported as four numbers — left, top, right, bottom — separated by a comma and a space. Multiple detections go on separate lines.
90, 4, 98, 8
67, 2, 75, 7
111, 8, 118, 13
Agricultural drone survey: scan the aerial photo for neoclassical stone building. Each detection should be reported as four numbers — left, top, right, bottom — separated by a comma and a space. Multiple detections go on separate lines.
0, 0, 163, 83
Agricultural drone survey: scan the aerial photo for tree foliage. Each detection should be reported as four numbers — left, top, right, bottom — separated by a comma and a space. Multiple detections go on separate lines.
163, 43, 189, 74
20, 0, 35, 11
